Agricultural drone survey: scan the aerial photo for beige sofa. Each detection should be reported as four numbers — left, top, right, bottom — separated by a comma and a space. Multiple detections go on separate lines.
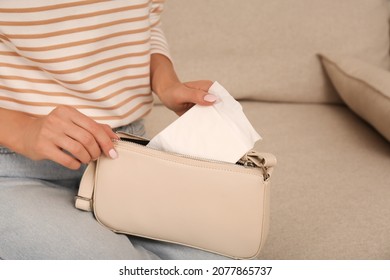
144, 0, 390, 259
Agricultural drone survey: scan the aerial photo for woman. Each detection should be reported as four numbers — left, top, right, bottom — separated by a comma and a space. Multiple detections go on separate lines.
0, 0, 222, 259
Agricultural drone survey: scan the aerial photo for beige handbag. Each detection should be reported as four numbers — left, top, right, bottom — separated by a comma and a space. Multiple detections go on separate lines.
75, 132, 276, 259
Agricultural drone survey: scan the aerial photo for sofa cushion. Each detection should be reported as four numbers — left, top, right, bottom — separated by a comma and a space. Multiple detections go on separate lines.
162, 0, 390, 103
145, 102, 390, 259
320, 54, 390, 142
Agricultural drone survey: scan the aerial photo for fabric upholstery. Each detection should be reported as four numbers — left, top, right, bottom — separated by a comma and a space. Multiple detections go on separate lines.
161, 0, 390, 103
145, 102, 390, 259
143, 0, 390, 260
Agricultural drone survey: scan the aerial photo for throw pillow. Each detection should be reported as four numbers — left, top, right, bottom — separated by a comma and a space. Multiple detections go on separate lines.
320, 54, 390, 141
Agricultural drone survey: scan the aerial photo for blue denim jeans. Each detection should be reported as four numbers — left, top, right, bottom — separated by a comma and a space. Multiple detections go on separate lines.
0, 120, 227, 260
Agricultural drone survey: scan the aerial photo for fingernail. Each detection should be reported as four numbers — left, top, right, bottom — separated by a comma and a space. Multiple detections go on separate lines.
203, 94, 218, 103
109, 148, 118, 159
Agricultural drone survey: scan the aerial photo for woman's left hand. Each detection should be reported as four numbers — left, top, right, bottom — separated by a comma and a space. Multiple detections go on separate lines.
157, 80, 217, 116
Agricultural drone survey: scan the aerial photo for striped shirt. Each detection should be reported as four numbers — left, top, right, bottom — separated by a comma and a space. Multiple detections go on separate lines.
0, 0, 170, 128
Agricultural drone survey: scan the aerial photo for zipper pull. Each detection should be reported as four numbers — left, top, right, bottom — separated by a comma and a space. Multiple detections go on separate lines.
239, 151, 277, 181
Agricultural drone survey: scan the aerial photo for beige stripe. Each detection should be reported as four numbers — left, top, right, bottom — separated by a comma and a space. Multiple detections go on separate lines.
35, 45, 149, 66
150, 19, 161, 28
0, 62, 149, 85
0, 39, 148, 60
0, 0, 109, 13
0, 51, 18, 57
0, 62, 40, 71
0, 73, 150, 94
0, 75, 54, 84
60, 73, 150, 94
0, 84, 71, 97
151, 40, 168, 50
93, 100, 153, 120
51, 39, 149, 63
101, 105, 153, 123
48, 51, 150, 74
0, 41, 148, 65
0, 3, 149, 26
3, 16, 149, 39
0, 56, 148, 76
27, 101, 153, 122
0, 82, 150, 100
0, 49, 150, 69
62, 63, 150, 85
76, 93, 152, 110
150, 6, 163, 14
0, 92, 151, 110
0, 26, 150, 51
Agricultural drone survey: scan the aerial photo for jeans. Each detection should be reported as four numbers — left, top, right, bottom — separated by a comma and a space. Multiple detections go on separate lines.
0, 120, 227, 260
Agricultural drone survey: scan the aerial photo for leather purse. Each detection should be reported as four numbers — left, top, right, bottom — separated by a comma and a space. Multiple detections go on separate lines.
75, 131, 276, 259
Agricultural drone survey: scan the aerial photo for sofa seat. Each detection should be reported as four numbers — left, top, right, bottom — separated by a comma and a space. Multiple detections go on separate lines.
145, 102, 390, 259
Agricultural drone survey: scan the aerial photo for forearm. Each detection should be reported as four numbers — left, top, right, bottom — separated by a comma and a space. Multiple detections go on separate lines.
150, 53, 180, 97
0, 107, 35, 152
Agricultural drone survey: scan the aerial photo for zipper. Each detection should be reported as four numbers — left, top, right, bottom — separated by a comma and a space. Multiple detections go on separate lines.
114, 131, 271, 181
115, 137, 237, 166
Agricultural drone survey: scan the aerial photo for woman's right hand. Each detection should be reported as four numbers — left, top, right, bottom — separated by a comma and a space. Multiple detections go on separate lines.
18, 105, 118, 170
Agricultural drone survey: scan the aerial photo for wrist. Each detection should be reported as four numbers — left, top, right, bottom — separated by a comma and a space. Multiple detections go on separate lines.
150, 53, 180, 96
0, 108, 35, 153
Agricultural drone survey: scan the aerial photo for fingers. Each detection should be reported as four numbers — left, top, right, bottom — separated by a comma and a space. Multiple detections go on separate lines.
63, 124, 101, 162
53, 106, 118, 162
74, 119, 116, 159
53, 149, 83, 171
184, 80, 213, 92
20, 105, 120, 170
183, 80, 218, 106
51, 123, 117, 169
42, 143, 83, 170
68, 111, 118, 160
101, 123, 120, 158
101, 123, 120, 140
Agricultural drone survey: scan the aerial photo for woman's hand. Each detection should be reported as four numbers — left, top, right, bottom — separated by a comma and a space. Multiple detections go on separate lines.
18, 105, 118, 170
150, 54, 217, 115
157, 80, 217, 116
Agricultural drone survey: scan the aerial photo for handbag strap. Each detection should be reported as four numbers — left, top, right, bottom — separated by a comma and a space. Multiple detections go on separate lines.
75, 131, 139, 212
75, 161, 96, 212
